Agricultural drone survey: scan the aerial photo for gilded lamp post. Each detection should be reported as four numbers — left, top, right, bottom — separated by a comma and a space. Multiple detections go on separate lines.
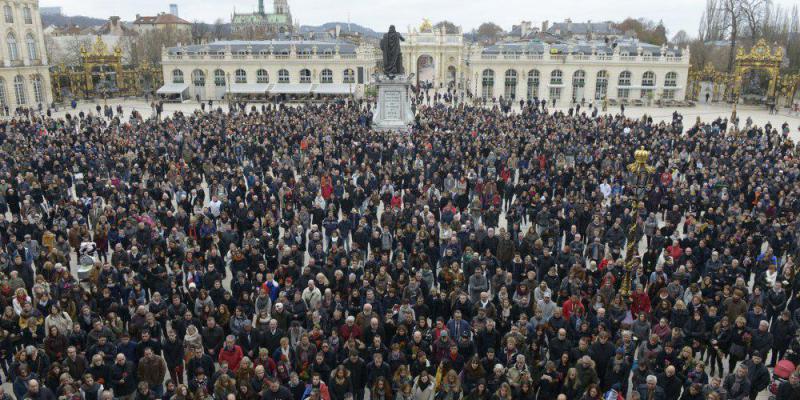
618, 147, 655, 301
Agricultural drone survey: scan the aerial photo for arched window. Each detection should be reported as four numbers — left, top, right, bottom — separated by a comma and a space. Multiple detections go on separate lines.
641, 71, 655, 87
664, 72, 677, 87
504, 70, 517, 99
4, 6, 13, 23
481, 69, 494, 100
550, 70, 563, 85
571, 70, 585, 101
663, 72, 678, 100
320, 69, 333, 83
256, 69, 269, 84
278, 69, 289, 83
214, 69, 225, 87
617, 71, 631, 99
7, 33, 18, 62
299, 69, 311, 83
23, 7, 31, 24
343, 69, 355, 84
25, 33, 36, 60
13, 75, 25, 105
595, 70, 608, 100
641, 71, 655, 100
527, 70, 539, 100
191, 69, 205, 86
235, 69, 246, 84
172, 69, 184, 84
32, 74, 42, 103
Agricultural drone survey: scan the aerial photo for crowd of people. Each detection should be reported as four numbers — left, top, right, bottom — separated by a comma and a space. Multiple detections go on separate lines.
0, 97, 798, 400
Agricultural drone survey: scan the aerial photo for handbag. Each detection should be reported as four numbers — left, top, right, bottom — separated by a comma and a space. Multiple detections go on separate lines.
729, 343, 746, 359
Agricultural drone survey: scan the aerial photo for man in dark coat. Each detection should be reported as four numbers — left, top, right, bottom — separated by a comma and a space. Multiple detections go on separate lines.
589, 331, 616, 386
657, 366, 683, 400
343, 351, 367, 400
110, 353, 137, 398
637, 375, 666, 400
742, 352, 770, 400
775, 372, 800, 400
262, 377, 294, 400
723, 365, 752, 400
23, 380, 56, 400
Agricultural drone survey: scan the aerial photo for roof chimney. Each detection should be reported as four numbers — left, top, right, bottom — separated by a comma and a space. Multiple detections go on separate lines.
542, 20, 549, 32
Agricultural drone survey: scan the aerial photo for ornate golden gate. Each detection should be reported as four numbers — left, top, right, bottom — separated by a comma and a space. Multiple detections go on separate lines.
50, 36, 162, 102
732, 39, 783, 104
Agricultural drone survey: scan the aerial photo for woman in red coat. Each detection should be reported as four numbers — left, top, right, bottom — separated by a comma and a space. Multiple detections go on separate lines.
630, 286, 652, 317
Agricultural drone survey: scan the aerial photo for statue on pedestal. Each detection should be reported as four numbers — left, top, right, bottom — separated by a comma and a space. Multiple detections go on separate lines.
380, 25, 405, 77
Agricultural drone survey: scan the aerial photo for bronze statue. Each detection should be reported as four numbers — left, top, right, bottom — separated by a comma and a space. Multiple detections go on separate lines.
380, 25, 405, 77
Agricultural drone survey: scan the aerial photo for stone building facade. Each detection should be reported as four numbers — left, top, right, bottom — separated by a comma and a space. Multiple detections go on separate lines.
0, 0, 51, 109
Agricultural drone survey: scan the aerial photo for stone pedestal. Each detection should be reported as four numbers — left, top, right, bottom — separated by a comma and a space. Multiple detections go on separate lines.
372, 75, 414, 131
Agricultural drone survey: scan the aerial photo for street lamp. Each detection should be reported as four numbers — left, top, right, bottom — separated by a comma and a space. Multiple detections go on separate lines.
618, 146, 655, 301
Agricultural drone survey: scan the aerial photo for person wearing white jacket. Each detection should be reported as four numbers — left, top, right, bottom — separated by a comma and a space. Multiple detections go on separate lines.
411, 371, 435, 400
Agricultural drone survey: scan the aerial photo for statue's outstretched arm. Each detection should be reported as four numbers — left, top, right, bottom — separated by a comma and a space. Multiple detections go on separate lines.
399, 34, 405, 41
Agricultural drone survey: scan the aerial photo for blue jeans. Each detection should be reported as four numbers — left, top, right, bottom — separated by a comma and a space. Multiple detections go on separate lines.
150, 384, 164, 398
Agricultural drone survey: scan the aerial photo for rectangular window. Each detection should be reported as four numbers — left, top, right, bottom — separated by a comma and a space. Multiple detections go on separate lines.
549, 87, 561, 100
14, 82, 26, 106
617, 88, 630, 99
33, 79, 42, 103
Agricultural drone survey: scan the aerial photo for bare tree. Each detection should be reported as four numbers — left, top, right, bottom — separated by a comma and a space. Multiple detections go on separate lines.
720, 0, 742, 72
477, 22, 504, 43
50, 35, 94, 66
433, 21, 459, 34
213, 18, 226, 40
699, 0, 724, 41
740, 0, 768, 39
125, 27, 191, 66
191, 20, 210, 44
671, 30, 691, 46
691, 0, 799, 73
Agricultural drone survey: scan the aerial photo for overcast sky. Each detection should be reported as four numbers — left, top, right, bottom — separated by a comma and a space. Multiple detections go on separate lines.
41, 0, 798, 38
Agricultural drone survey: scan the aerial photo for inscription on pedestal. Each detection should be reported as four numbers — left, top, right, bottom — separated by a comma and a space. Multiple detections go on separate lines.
372, 75, 414, 131
383, 90, 402, 120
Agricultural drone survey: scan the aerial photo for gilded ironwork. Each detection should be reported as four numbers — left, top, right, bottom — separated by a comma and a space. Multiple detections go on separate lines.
50, 36, 163, 102
688, 39, 787, 105
619, 147, 655, 301
732, 39, 783, 103
687, 63, 732, 102
776, 74, 800, 108
420, 19, 432, 32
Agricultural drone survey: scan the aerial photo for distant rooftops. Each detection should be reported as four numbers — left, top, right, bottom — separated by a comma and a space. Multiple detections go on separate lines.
546, 19, 620, 36
133, 13, 190, 26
